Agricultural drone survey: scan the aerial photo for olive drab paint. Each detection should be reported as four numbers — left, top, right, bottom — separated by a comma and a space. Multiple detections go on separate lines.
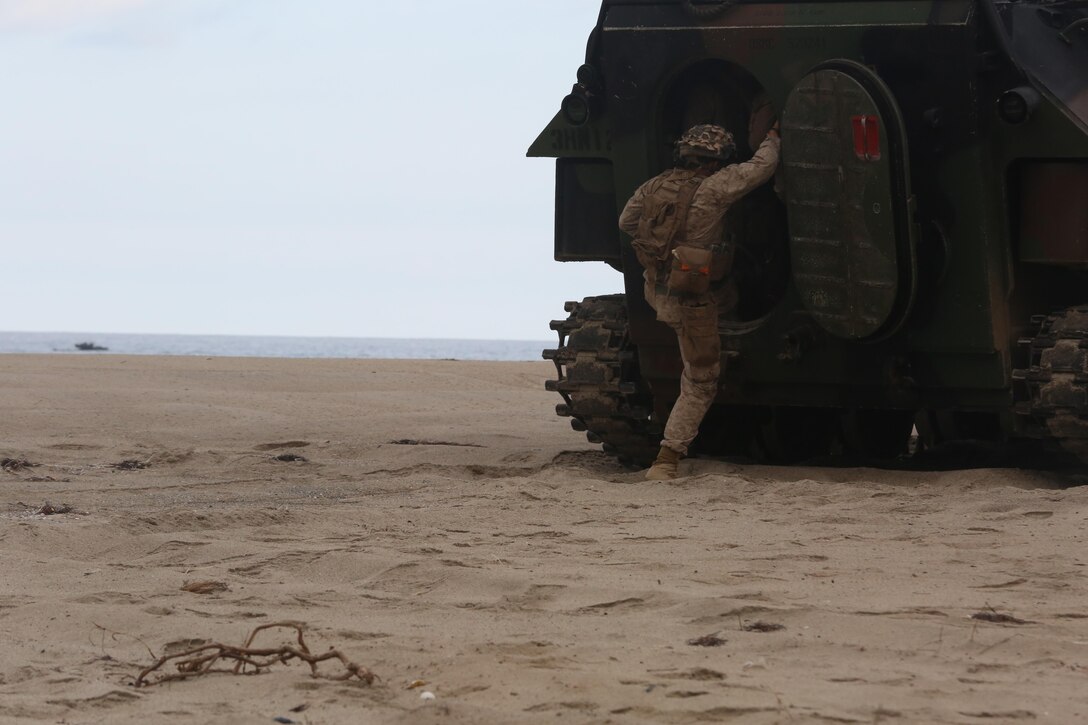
536, 0, 1088, 464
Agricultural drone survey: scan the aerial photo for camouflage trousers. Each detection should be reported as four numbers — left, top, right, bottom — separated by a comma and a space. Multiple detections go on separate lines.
645, 272, 722, 456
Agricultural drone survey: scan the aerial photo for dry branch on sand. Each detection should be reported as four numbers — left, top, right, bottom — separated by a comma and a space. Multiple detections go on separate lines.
135, 622, 376, 687
1, 457, 37, 472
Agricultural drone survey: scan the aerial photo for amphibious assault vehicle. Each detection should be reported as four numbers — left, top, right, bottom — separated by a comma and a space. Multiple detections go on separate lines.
532, 0, 1088, 464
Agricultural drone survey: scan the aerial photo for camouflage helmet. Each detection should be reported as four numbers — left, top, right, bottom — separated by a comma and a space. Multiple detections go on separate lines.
677, 124, 736, 161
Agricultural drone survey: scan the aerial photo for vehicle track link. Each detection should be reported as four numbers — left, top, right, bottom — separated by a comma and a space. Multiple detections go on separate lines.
543, 295, 661, 467
1013, 306, 1088, 454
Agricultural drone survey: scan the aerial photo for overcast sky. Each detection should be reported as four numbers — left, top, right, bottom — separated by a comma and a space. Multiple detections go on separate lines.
0, 0, 621, 340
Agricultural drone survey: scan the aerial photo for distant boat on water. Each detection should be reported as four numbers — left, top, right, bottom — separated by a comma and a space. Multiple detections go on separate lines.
74, 342, 108, 351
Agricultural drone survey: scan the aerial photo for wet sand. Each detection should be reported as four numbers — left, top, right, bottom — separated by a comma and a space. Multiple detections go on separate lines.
1, 354, 1086, 723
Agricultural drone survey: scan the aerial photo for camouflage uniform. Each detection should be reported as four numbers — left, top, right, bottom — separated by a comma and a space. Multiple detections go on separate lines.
619, 130, 781, 456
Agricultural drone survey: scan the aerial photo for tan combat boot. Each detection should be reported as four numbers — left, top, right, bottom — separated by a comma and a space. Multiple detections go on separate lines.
645, 446, 682, 481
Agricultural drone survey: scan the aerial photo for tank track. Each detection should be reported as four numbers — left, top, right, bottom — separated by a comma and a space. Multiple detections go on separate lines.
543, 295, 662, 467
1013, 307, 1088, 456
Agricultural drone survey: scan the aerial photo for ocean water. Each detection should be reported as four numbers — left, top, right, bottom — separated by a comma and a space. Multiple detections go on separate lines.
0, 331, 554, 362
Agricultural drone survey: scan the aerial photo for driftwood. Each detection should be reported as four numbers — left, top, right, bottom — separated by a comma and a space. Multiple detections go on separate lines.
135, 622, 376, 687
1, 458, 37, 472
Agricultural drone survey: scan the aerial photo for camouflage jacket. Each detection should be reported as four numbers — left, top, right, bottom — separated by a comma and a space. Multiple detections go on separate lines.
618, 134, 781, 249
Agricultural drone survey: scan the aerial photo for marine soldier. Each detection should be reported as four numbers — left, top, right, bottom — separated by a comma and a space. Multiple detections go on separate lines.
618, 121, 781, 480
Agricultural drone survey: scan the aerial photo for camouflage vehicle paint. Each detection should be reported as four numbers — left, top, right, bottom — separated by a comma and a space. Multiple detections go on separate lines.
533, 0, 1088, 462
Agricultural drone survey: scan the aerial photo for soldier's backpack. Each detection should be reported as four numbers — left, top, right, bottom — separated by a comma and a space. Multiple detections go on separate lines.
631, 168, 715, 295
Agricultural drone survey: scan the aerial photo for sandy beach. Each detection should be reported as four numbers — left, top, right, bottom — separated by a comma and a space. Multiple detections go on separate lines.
1, 354, 1086, 724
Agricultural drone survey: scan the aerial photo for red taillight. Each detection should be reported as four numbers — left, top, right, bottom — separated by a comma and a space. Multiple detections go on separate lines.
851, 115, 882, 161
